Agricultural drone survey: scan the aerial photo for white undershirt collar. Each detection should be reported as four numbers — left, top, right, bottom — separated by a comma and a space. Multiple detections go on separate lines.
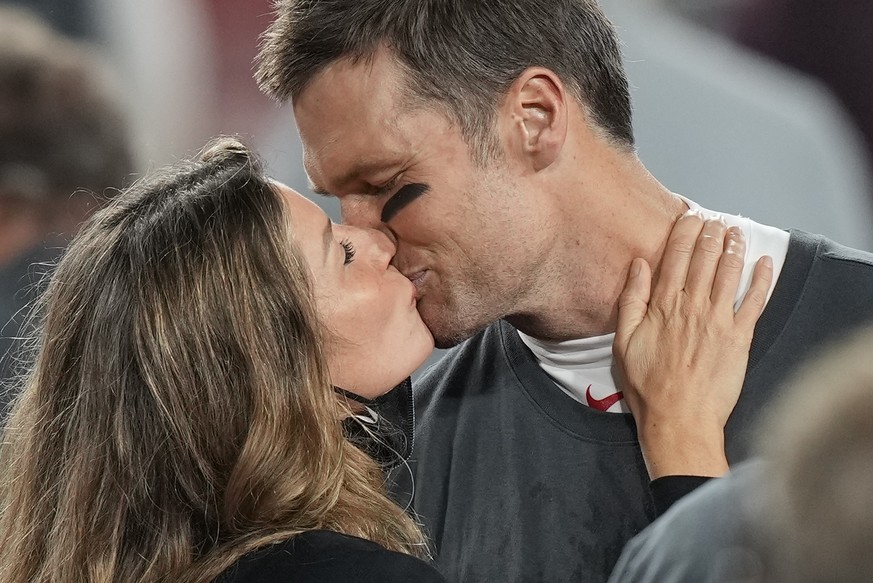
518, 195, 789, 413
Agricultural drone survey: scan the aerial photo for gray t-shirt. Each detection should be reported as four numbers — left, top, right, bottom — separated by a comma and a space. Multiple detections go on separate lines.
392, 231, 873, 582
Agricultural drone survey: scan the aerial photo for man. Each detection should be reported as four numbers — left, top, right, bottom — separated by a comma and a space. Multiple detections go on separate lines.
255, 1, 873, 580
0, 6, 134, 418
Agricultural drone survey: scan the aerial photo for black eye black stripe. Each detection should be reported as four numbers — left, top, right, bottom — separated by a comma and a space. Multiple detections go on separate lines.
381, 183, 430, 222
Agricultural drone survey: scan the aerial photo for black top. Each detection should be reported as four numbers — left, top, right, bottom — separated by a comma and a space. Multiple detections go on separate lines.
216, 530, 447, 583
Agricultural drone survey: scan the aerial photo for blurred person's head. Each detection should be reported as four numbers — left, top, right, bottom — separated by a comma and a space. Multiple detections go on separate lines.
0, 5, 133, 267
757, 327, 873, 583
0, 138, 431, 582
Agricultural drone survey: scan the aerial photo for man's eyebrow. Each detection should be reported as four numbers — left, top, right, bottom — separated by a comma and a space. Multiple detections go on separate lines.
381, 183, 430, 222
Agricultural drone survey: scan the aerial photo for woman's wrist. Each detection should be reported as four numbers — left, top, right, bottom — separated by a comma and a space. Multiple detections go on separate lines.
639, 421, 728, 480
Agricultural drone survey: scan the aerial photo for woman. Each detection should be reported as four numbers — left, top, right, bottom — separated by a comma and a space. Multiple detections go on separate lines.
0, 138, 436, 582
0, 138, 770, 582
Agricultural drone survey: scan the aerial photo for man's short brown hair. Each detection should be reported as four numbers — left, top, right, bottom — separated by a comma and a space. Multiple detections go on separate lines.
256, 0, 633, 160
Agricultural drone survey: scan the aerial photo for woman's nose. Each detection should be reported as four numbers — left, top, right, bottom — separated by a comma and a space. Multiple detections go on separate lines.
366, 228, 396, 268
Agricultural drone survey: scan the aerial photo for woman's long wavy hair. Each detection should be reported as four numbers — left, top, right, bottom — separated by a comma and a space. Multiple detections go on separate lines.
0, 138, 427, 582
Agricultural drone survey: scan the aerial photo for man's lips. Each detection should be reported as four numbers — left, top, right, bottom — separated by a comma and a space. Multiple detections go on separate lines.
404, 270, 429, 298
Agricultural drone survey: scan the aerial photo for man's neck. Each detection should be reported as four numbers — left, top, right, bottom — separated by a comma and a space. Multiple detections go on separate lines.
508, 155, 687, 342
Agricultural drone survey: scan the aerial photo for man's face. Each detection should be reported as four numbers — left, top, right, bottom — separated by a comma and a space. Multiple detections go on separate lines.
294, 52, 550, 347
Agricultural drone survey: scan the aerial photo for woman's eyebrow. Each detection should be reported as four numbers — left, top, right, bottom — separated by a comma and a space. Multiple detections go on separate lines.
381, 183, 430, 222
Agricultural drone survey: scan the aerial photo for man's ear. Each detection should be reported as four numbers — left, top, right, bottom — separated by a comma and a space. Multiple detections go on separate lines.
501, 68, 568, 171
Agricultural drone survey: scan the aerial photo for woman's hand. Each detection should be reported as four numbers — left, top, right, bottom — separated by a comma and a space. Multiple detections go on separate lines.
613, 211, 773, 479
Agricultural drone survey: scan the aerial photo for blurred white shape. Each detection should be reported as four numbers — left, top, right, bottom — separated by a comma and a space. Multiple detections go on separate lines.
90, 0, 219, 168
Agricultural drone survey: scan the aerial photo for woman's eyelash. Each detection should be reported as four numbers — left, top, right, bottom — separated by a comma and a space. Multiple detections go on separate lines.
340, 239, 356, 264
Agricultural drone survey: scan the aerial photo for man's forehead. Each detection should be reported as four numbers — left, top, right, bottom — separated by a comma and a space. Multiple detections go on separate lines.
293, 53, 448, 193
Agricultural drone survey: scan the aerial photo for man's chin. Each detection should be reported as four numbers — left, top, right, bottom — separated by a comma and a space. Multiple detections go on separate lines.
422, 309, 493, 349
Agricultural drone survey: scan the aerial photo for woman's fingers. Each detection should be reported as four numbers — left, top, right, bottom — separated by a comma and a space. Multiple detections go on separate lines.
683, 218, 729, 300
615, 258, 653, 355
710, 227, 747, 309
735, 255, 773, 329
615, 214, 773, 481
653, 210, 705, 301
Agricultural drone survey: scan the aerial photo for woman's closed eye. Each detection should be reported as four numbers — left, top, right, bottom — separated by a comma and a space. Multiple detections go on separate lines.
341, 239, 356, 264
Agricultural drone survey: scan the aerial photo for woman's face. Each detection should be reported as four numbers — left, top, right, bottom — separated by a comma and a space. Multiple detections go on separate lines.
276, 182, 434, 398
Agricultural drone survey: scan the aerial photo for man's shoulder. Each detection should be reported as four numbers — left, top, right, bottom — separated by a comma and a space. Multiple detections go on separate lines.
816, 236, 873, 270
786, 231, 873, 309
791, 229, 873, 272
771, 230, 873, 325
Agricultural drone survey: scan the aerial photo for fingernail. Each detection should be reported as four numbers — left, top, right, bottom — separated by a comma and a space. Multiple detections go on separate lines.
727, 228, 745, 248
762, 255, 773, 269
631, 258, 642, 277
723, 228, 736, 247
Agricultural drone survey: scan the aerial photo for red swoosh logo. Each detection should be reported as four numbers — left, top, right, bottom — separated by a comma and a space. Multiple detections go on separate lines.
585, 385, 624, 412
